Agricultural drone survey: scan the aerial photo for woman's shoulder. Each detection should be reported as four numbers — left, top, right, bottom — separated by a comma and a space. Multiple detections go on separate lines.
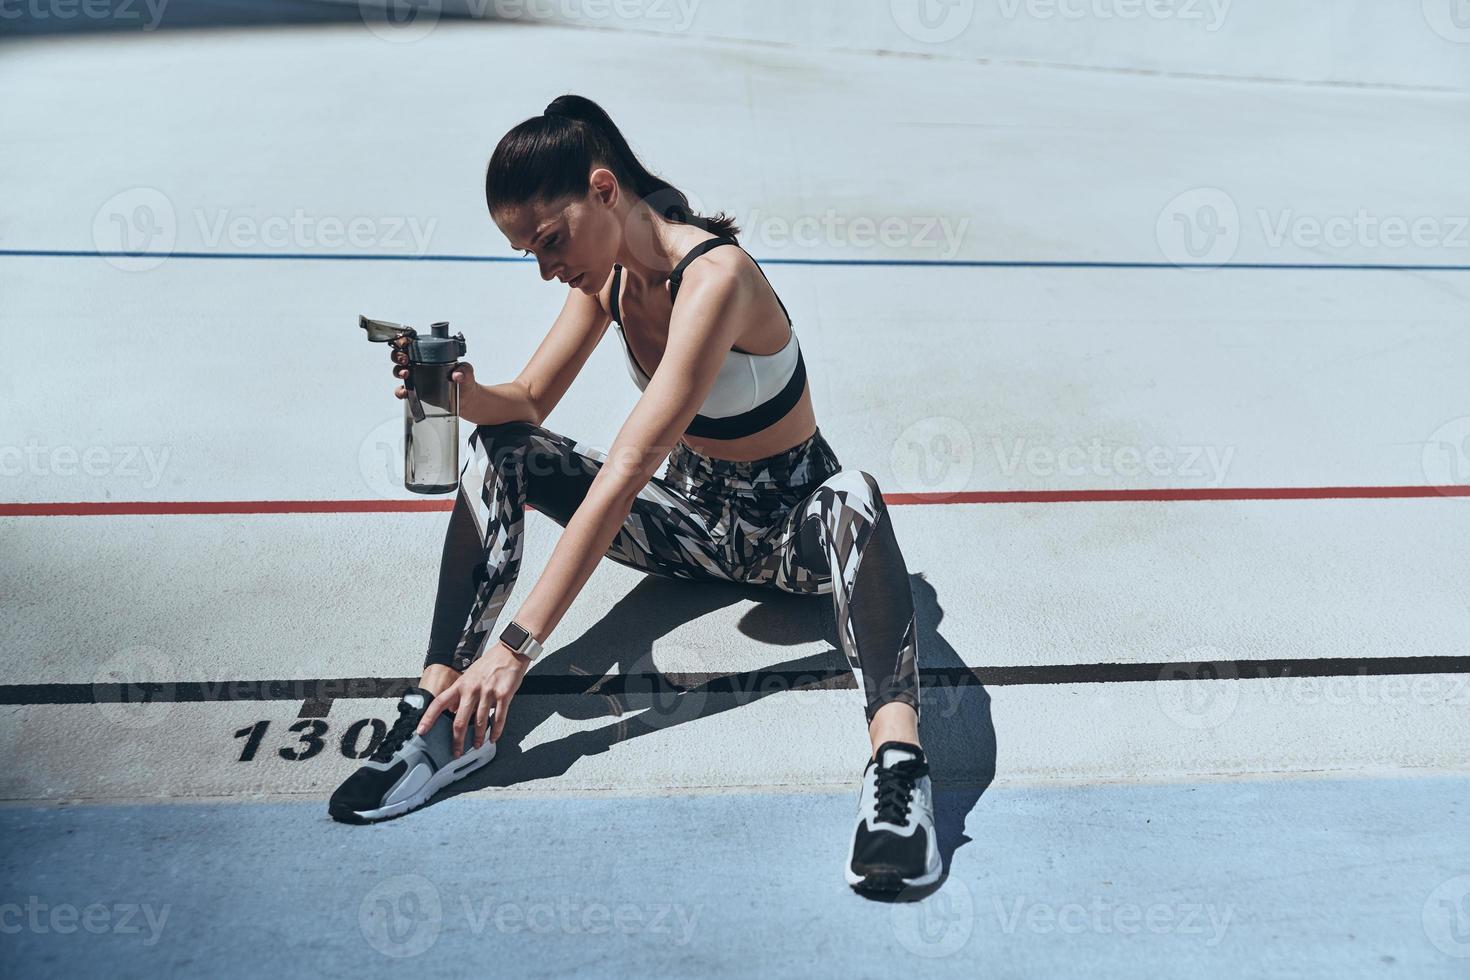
670, 234, 756, 299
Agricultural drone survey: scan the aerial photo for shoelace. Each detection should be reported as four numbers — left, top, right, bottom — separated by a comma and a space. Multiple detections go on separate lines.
369, 696, 424, 763
872, 759, 928, 826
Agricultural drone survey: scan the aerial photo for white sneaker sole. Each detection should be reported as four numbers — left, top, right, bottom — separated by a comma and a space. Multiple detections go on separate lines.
343, 740, 498, 823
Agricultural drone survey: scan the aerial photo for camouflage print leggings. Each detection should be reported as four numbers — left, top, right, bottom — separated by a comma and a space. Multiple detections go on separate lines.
423, 420, 920, 723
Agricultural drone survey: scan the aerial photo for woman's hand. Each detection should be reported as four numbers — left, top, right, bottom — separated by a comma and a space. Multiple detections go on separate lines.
415, 641, 530, 756
389, 335, 481, 415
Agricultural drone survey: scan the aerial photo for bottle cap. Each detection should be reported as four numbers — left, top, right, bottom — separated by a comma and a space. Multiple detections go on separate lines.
410, 322, 467, 365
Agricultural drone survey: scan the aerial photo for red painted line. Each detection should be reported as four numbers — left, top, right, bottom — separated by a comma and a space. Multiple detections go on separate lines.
0, 499, 459, 516
884, 485, 1470, 505
2, 485, 1468, 517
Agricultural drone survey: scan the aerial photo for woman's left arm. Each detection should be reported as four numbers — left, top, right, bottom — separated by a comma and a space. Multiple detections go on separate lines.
418, 256, 752, 751
513, 259, 749, 644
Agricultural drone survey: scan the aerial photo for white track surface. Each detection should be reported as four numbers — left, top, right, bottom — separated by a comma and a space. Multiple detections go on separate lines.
2, 11, 1470, 975
4, 15, 1469, 799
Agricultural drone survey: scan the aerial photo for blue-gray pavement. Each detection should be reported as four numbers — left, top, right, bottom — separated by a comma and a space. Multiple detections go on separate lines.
4, 774, 1469, 977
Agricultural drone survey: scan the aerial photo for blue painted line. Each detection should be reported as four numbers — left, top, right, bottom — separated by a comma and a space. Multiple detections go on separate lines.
3, 248, 1468, 271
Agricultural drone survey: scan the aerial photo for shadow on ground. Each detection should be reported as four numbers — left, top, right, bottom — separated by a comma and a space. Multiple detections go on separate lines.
433, 571, 997, 886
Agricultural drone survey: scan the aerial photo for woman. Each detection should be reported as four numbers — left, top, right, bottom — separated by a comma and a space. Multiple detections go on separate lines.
330, 95, 940, 893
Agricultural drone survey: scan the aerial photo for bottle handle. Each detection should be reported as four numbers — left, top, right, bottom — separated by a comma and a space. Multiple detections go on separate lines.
402, 364, 427, 423
360, 316, 428, 422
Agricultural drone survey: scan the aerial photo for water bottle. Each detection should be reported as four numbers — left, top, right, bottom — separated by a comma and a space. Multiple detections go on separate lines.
360, 315, 467, 495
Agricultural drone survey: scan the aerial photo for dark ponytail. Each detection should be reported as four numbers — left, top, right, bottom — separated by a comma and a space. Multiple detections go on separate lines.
485, 94, 740, 242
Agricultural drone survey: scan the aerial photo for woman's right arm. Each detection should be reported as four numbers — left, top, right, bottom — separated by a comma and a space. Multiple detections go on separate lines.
391, 282, 614, 426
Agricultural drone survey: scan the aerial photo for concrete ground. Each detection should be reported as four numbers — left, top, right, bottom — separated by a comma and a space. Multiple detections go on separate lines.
2, 4, 1468, 977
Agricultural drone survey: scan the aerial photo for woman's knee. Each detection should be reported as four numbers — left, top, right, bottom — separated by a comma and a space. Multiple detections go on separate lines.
814, 468, 887, 518
473, 420, 560, 472
473, 419, 543, 447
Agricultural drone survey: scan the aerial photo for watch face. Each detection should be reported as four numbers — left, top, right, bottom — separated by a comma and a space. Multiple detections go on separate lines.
501, 622, 529, 649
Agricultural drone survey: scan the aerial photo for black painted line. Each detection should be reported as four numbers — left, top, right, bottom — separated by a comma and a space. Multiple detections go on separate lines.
296, 698, 333, 719
5, 656, 1468, 706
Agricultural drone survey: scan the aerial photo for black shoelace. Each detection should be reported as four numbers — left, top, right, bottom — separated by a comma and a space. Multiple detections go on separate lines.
872, 759, 928, 826
370, 695, 425, 763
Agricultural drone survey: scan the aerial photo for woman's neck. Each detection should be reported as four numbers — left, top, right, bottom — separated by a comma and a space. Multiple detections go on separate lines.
616, 207, 709, 286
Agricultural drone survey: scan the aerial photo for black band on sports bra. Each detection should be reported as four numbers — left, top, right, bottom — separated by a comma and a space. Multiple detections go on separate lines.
682, 348, 808, 441
609, 264, 623, 325
667, 237, 735, 303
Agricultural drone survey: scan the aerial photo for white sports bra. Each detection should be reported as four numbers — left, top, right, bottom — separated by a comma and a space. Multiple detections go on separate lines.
609, 237, 807, 440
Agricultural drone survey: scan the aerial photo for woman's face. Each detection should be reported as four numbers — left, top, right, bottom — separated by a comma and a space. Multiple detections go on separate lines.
494, 169, 621, 295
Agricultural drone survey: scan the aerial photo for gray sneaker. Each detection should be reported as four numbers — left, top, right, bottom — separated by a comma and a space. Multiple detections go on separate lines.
328, 686, 496, 824
845, 741, 942, 892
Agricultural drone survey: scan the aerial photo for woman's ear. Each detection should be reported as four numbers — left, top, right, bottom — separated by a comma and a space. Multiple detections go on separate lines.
590, 167, 620, 208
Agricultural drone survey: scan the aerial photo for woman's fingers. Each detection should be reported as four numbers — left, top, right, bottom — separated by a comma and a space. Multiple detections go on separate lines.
416, 684, 459, 737
386, 338, 411, 400
451, 689, 477, 757
490, 694, 509, 744
474, 697, 493, 750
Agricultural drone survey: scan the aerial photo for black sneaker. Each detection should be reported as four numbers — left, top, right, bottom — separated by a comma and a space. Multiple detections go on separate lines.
328, 686, 496, 824
845, 741, 942, 893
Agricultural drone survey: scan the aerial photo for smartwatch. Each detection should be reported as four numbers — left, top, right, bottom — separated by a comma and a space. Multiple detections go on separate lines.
498, 620, 544, 662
